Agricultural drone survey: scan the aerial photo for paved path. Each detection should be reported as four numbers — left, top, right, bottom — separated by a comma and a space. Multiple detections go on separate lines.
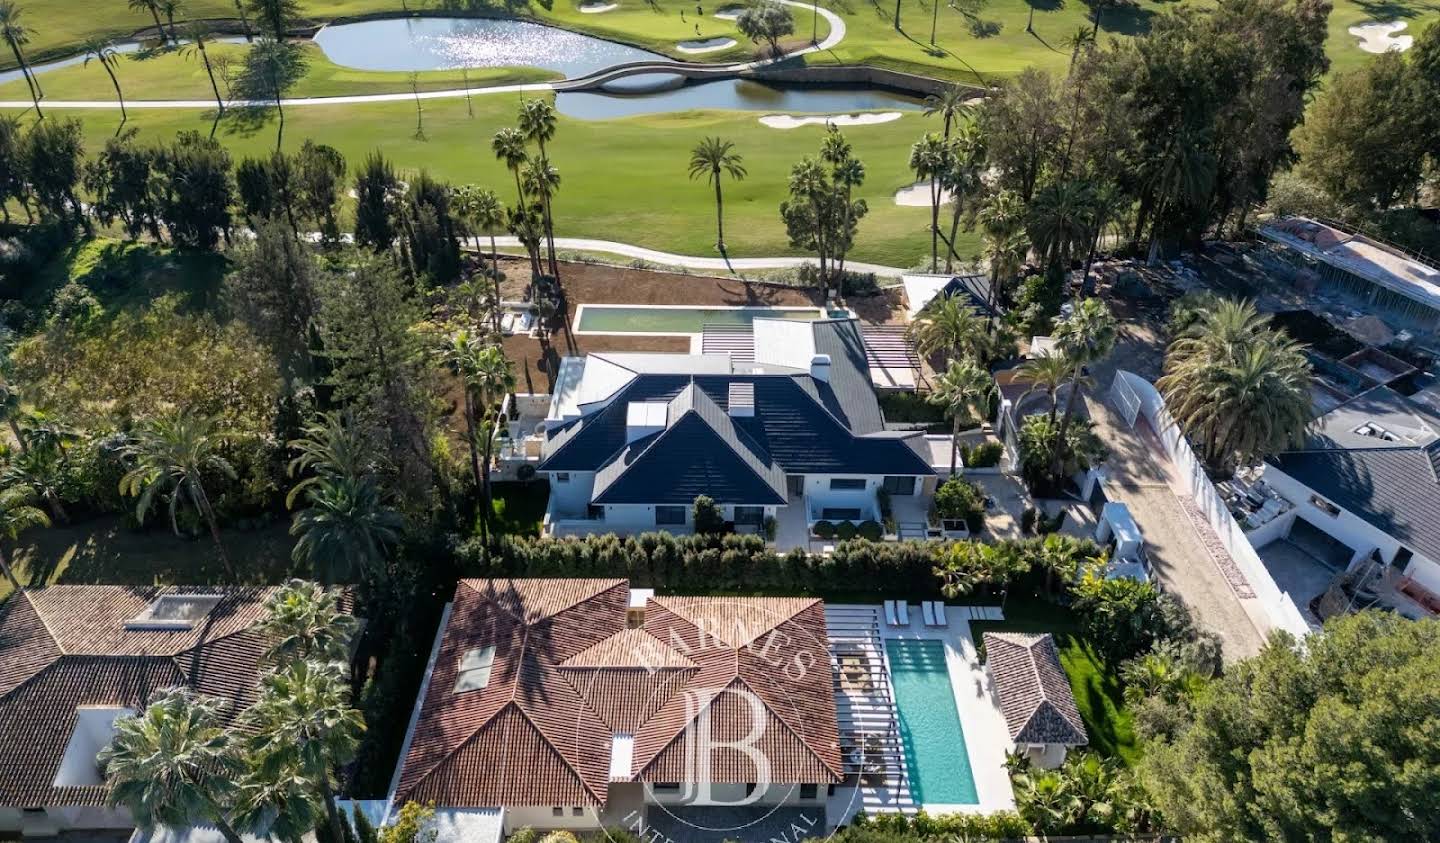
0, 1, 846, 111
491, 236, 907, 276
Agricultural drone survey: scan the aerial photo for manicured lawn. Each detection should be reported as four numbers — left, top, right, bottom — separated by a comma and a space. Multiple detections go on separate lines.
0, 42, 557, 103
489, 480, 550, 537
0, 515, 296, 602
972, 593, 1141, 766
3, 0, 1429, 84
5, 96, 954, 266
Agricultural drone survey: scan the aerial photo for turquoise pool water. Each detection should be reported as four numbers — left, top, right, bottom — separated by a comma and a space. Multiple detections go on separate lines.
574, 305, 822, 334
886, 638, 979, 805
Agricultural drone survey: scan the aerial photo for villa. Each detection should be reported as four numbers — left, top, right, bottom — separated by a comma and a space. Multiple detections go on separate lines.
0, 586, 310, 837
535, 318, 939, 542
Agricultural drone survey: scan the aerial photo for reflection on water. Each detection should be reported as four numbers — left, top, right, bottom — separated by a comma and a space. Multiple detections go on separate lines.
556, 78, 925, 119
313, 17, 666, 77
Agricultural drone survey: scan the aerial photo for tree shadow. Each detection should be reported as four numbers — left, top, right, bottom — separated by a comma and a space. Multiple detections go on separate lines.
216, 103, 276, 139
1352, 0, 1440, 19
1083, 0, 1156, 36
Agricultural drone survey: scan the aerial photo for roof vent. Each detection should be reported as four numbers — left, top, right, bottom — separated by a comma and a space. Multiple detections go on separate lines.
728, 383, 755, 417
810, 353, 831, 383
124, 594, 224, 630
625, 401, 668, 444
454, 645, 496, 693
1353, 422, 1401, 442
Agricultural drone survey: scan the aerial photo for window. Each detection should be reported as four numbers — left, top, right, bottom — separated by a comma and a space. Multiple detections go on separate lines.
555, 472, 570, 483
552, 807, 564, 817
587, 504, 606, 521
800, 783, 818, 800
453, 646, 496, 693
734, 506, 764, 526
830, 478, 866, 491
655, 506, 686, 526
572, 807, 584, 817
744, 783, 757, 797
821, 507, 863, 521
652, 783, 681, 792
125, 594, 224, 630
827, 784, 836, 797
882, 476, 916, 495
1395, 547, 1414, 568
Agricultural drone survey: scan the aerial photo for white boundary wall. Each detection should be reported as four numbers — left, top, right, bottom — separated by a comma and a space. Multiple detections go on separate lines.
1110, 371, 1313, 639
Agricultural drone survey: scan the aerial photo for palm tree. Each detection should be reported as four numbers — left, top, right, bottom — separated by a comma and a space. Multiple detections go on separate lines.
1050, 297, 1117, 478
821, 125, 865, 281
517, 98, 559, 275
82, 37, 127, 122
119, 412, 236, 578
20, 410, 77, 457
234, 0, 252, 40
99, 688, 246, 843
506, 201, 547, 290
923, 83, 972, 141
491, 127, 529, 207
1015, 353, 1079, 423
128, 0, 168, 46
470, 187, 506, 323
0, 1, 42, 118
942, 122, 985, 273
929, 357, 993, 476
2, 445, 67, 523
688, 137, 747, 252
910, 132, 949, 272
440, 337, 514, 531
286, 410, 371, 509
243, 660, 363, 843
233, 761, 322, 843
1142, 125, 1215, 266
257, 578, 359, 665
0, 379, 26, 453
180, 23, 225, 114
911, 295, 988, 363
981, 227, 1030, 318
0, 485, 47, 590
290, 476, 404, 585
1028, 179, 1094, 273
1063, 25, 1095, 69
438, 327, 493, 496
158, 0, 183, 44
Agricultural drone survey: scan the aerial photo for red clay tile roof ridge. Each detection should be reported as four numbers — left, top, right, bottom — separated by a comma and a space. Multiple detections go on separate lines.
730, 672, 844, 781
17, 590, 65, 655
647, 595, 820, 648
457, 578, 627, 625
557, 627, 699, 670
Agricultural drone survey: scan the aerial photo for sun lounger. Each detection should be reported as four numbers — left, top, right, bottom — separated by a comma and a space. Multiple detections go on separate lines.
929, 601, 948, 628
921, 601, 936, 626
895, 601, 911, 626
883, 600, 897, 626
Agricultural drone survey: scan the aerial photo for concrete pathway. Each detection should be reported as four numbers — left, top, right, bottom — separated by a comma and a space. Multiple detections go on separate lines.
0, 1, 847, 111
492, 235, 907, 277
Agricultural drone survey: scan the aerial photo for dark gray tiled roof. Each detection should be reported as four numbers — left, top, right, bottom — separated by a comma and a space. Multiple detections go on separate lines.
983, 632, 1087, 746
591, 384, 788, 505
1269, 444, 1440, 562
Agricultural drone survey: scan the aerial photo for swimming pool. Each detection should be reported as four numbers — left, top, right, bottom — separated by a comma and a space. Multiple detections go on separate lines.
885, 638, 979, 806
573, 304, 825, 335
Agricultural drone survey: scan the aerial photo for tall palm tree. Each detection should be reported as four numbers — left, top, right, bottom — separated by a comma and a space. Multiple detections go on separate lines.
923, 84, 972, 141
491, 127, 529, 208
1079, 180, 1123, 291
910, 133, 949, 272
82, 37, 127, 122
1028, 179, 1094, 273
929, 357, 993, 476
119, 412, 236, 577
821, 125, 865, 281
234, 760, 322, 843
257, 578, 359, 665
286, 410, 372, 509
128, 0, 168, 46
688, 137, 747, 252
911, 295, 987, 363
1050, 298, 1117, 478
243, 660, 363, 843
941, 122, 985, 272
0, 379, 26, 453
99, 688, 246, 843
290, 476, 403, 585
506, 201, 546, 290
438, 327, 495, 496
1015, 353, 1080, 423
158, 0, 183, 43
180, 23, 225, 114
440, 338, 514, 531
0, 485, 47, 590
2, 444, 67, 523
470, 187, 506, 323
517, 98, 559, 275
981, 227, 1030, 318
1063, 25, 1095, 69
0, 1, 41, 118
1143, 125, 1215, 266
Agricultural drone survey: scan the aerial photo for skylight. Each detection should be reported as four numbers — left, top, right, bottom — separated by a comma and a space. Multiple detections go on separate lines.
454, 645, 496, 693
124, 594, 224, 630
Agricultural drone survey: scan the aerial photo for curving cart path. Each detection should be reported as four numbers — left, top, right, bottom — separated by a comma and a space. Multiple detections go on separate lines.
488, 235, 906, 276
0, 1, 846, 110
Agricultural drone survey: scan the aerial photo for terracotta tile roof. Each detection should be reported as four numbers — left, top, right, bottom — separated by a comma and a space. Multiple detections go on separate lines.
983, 632, 1088, 746
0, 586, 294, 809
396, 580, 843, 809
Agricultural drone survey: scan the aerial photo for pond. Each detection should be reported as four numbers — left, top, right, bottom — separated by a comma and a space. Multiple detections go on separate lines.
556, 77, 925, 119
312, 16, 667, 77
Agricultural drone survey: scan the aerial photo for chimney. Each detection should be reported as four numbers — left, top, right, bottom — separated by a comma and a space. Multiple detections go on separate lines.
625, 402, 667, 444
810, 353, 831, 383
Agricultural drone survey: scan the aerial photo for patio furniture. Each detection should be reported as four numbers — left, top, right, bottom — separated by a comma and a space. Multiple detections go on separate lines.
922, 601, 936, 626
895, 601, 911, 626
883, 601, 898, 626
929, 601, 948, 628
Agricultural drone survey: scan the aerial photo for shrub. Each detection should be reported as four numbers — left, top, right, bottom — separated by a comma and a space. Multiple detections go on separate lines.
858, 519, 883, 541
812, 520, 836, 539
1021, 506, 1038, 535
932, 478, 985, 534
836, 520, 858, 541
692, 494, 725, 535
763, 514, 777, 541
848, 809, 1031, 839
961, 440, 1004, 468
1070, 565, 1166, 663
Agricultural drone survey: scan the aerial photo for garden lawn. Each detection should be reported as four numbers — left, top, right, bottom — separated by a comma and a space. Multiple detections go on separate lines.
0, 42, 557, 103
972, 593, 1140, 766
2, 0, 1428, 83
0, 515, 296, 602
488, 480, 550, 537
4, 95, 954, 266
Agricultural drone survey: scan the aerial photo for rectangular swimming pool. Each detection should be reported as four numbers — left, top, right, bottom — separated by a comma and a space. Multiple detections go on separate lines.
885, 638, 979, 806
574, 304, 824, 335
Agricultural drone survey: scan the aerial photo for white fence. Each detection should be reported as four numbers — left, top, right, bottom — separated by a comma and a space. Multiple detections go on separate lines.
1108, 370, 1142, 428
1110, 371, 1314, 640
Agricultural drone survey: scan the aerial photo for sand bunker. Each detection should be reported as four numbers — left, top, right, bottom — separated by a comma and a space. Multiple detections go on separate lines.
676, 36, 736, 52
759, 111, 904, 129
894, 180, 955, 206
579, 2, 617, 11
715, 5, 744, 18
1349, 20, 1413, 53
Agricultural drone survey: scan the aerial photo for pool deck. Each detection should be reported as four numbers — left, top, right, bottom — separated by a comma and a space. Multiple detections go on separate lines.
827, 604, 1016, 821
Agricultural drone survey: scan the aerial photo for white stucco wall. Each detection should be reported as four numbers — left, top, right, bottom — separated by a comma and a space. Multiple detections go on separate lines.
645, 781, 829, 807
546, 471, 595, 516
503, 805, 602, 834
1262, 466, 1400, 567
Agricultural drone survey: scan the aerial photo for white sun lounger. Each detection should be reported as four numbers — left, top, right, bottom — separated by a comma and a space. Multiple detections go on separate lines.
895, 601, 911, 626
929, 601, 948, 628
921, 601, 936, 627
883, 600, 898, 626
